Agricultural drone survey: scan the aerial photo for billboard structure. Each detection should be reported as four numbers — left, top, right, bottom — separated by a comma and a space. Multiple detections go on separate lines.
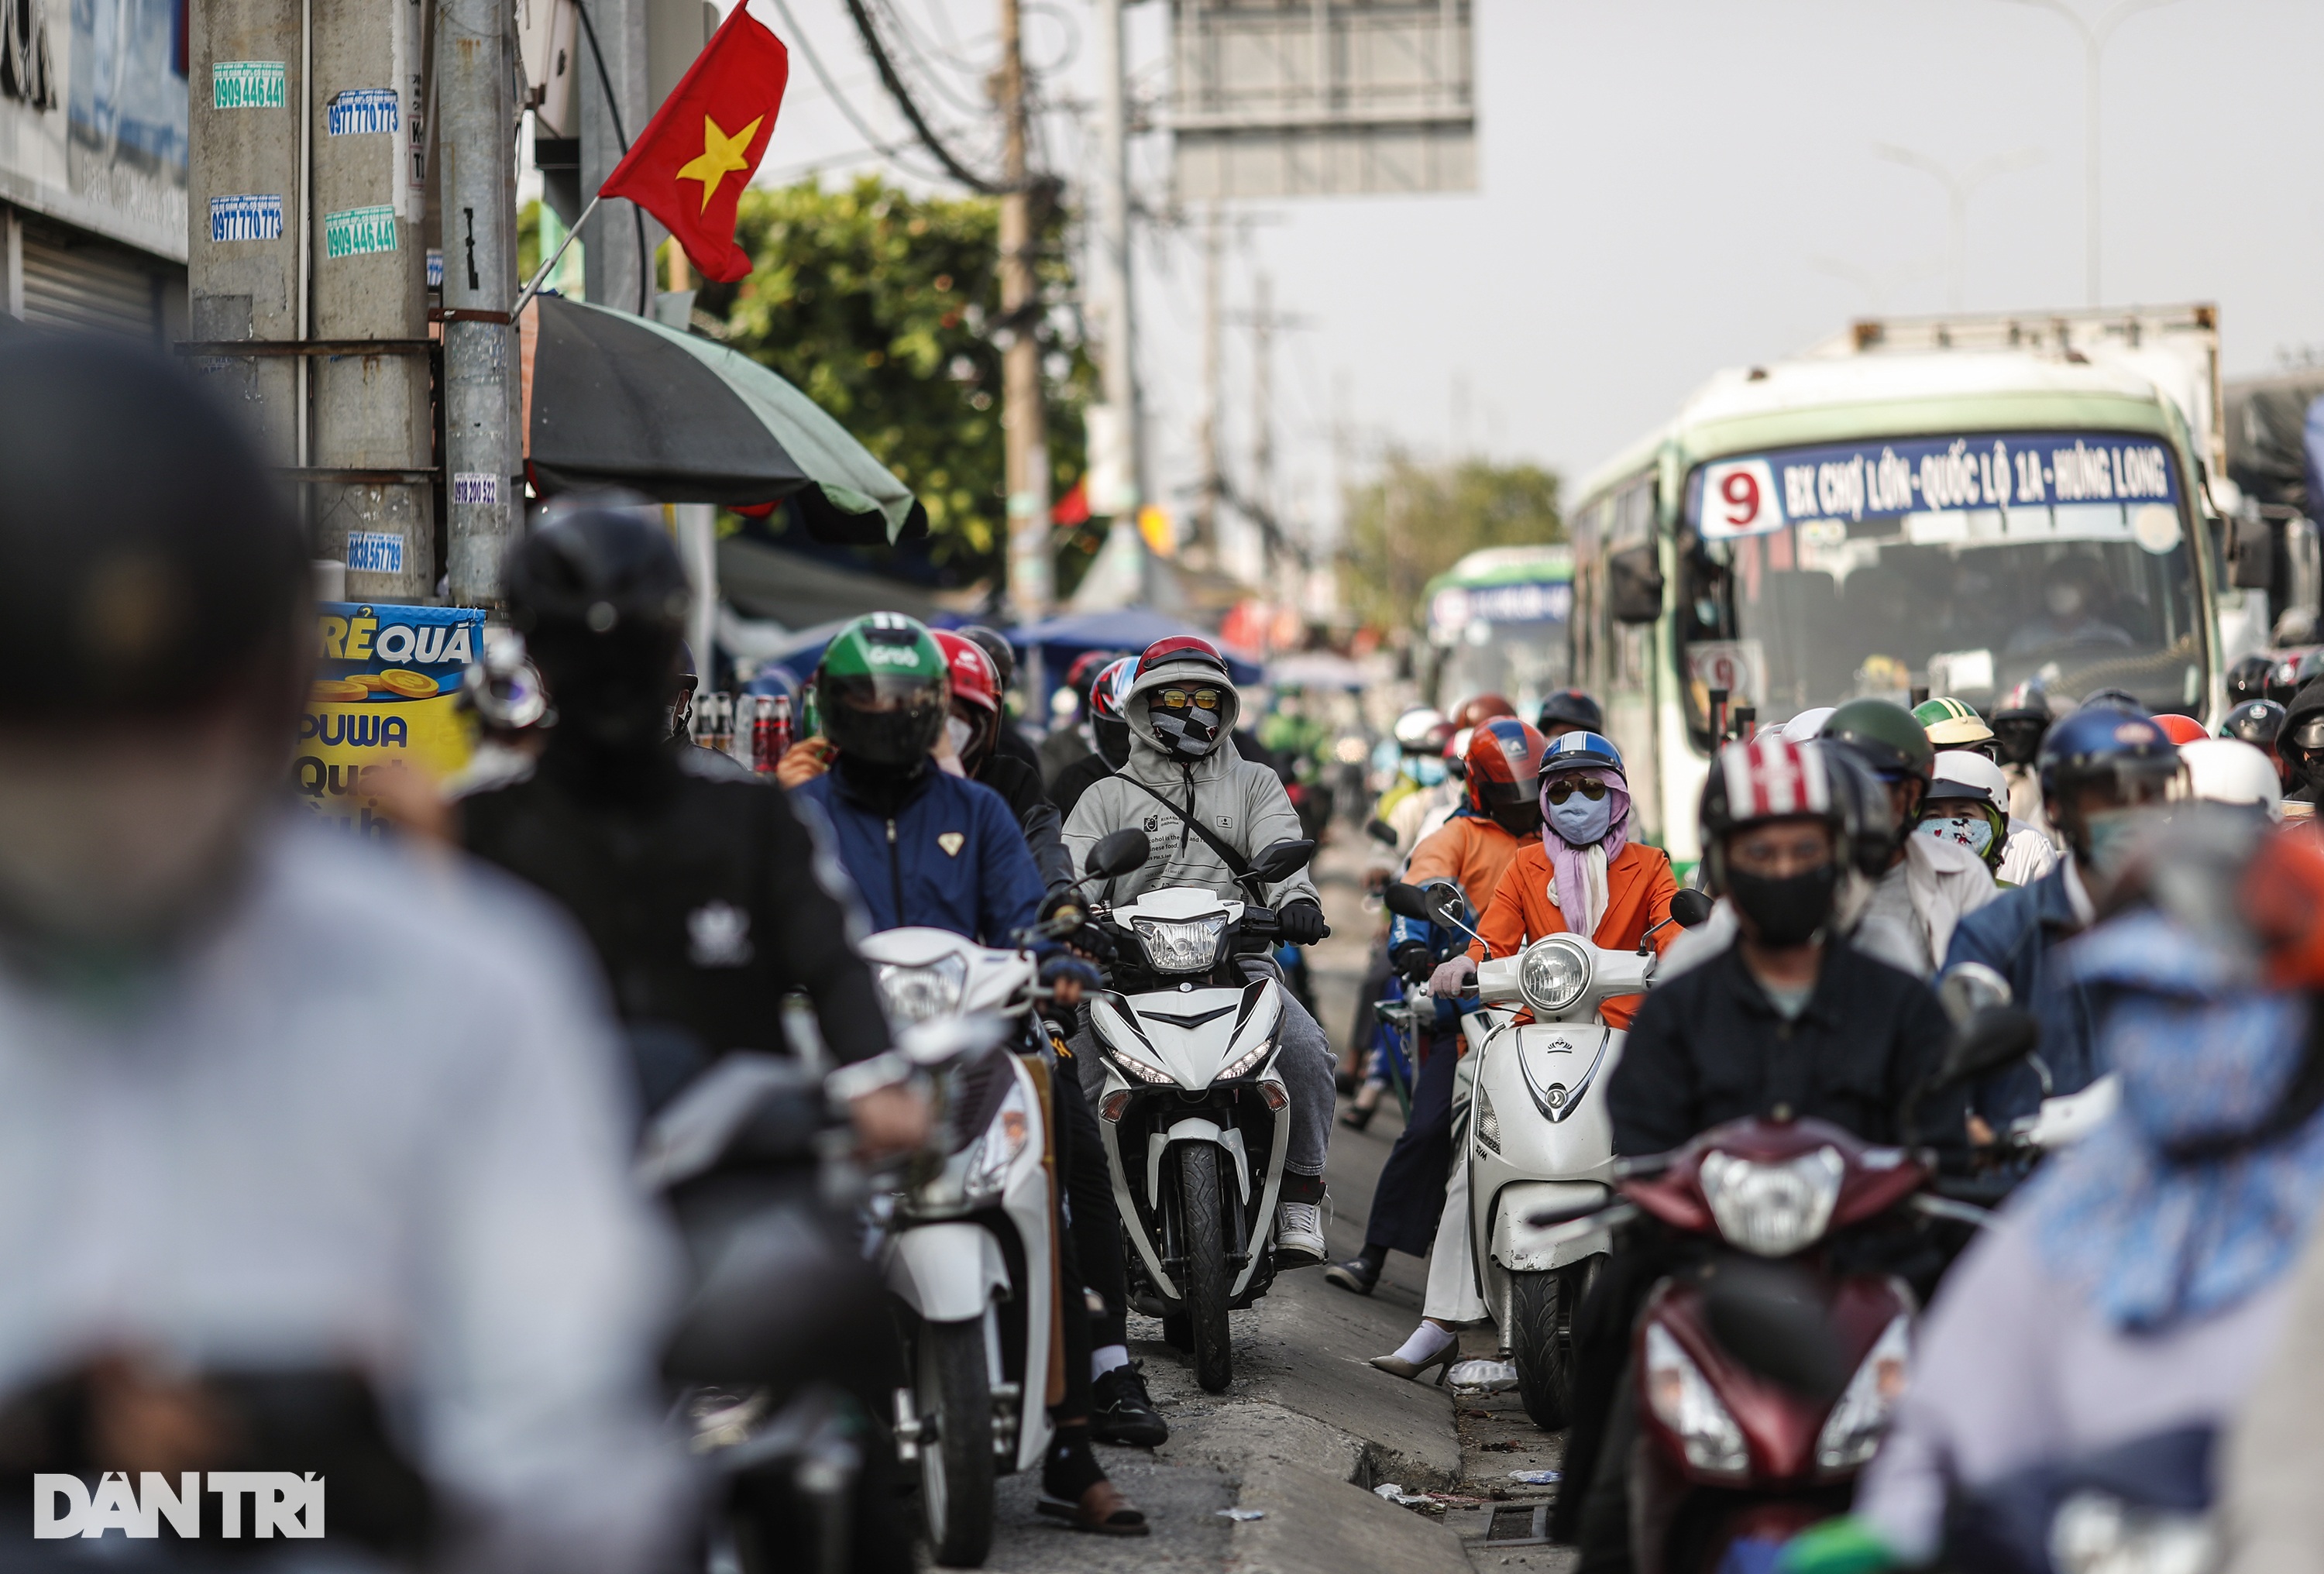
1170, 0, 1473, 201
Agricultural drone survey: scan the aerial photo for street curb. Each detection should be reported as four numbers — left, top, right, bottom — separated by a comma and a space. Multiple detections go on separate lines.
1225, 1458, 1473, 1574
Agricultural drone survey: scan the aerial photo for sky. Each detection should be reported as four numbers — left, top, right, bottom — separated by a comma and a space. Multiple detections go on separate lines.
723, 0, 2324, 552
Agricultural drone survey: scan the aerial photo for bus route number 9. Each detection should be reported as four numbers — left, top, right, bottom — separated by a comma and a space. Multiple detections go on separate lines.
1698, 459, 1783, 541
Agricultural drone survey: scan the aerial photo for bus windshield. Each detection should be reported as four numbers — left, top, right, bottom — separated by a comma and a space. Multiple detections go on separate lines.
1678, 430, 2205, 736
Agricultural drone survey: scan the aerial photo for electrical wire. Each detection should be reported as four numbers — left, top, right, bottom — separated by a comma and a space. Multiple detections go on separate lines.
763, 0, 957, 184
839, 0, 1014, 192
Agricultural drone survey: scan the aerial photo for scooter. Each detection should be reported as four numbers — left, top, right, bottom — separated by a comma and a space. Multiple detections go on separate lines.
854, 930, 1058, 1568
1384, 881, 1711, 1428
1078, 829, 1317, 1393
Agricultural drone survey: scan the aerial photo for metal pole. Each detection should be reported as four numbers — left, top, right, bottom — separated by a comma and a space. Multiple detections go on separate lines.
1194, 203, 1221, 558
2082, 35, 2100, 308
514, 191, 601, 317
999, 0, 1053, 616
436, 0, 518, 607
1091, 0, 1143, 511
1252, 269, 1272, 583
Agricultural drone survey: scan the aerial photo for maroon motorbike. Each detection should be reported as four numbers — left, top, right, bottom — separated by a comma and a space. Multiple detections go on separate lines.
1535, 1115, 1982, 1573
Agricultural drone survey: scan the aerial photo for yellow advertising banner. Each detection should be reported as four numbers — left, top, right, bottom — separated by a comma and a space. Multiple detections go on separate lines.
296, 603, 486, 835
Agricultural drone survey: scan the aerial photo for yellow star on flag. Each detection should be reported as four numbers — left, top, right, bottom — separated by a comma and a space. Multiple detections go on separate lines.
676, 113, 764, 214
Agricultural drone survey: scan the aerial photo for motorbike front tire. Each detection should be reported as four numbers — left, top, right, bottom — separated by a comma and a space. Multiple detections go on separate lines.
1177, 1145, 1235, 1393
916, 1318, 996, 1567
1509, 1268, 1576, 1431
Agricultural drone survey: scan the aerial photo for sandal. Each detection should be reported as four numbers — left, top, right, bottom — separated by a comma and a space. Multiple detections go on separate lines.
1036, 1481, 1150, 1536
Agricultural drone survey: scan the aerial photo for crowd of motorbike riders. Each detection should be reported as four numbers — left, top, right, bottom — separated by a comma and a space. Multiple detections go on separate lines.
11, 336, 2324, 1573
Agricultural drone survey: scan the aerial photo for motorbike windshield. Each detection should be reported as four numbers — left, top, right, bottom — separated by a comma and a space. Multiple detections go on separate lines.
1678, 431, 2206, 737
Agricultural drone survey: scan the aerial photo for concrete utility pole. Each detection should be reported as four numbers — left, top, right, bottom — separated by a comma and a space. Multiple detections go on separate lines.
999, 0, 1053, 617
579, 0, 651, 313
311, 0, 435, 601
1192, 201, 1222, 560
1250, 270, 1272, 577
1087, 0, 1142, 520
436, 0, 520, 606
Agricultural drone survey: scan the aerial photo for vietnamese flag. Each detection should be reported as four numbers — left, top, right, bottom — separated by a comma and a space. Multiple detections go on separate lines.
599, 3, 789, 284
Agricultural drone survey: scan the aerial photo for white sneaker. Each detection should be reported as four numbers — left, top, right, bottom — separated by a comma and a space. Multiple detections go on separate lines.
1275, 1201, 1325, 1265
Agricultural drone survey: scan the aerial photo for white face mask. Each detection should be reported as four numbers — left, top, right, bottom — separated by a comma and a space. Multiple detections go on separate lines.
943, 715, 977, 759
1917, 812, 1995, 859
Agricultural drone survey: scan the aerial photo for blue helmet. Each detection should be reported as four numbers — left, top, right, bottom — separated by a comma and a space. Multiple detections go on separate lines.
2037, 706, 2181, 804
1538, 729, 1623, 780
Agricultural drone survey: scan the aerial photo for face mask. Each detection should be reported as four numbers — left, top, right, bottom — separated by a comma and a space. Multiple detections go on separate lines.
1546, 791, 1613, 847
1411, 756, 1447, 788
1092, 717, 1132, 770
1148, 700, 1222, 759
2080, 806, 2150, 878
944, 715, 976, 759
1917, 812, 1995, 859
2301, 752, 2324, 793
1490, 801, 1542, 838
1727, 863, 1838, 948
2047, 584, 2085, 619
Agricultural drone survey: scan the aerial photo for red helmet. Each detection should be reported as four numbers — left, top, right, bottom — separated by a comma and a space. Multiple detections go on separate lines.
2153, 713, 2207, 747
1465, 718, 1549, 823
934, 631, 1001, 715
1136, 634, 1232, 683
1064, 648, 1126, 697
1088, 655, 1137, 723
1452, 693, 1518, 730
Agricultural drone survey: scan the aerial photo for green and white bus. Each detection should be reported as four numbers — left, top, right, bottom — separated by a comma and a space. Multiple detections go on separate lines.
1567, 308, 2231, 868
1424, 545, 1575, 716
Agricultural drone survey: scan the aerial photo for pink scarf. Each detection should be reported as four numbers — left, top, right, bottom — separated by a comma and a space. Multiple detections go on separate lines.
1538, 768, 1632, 940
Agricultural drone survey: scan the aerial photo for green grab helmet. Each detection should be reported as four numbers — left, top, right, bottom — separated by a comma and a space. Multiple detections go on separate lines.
1913, 695, 1996, 750
1821, 696, 1937, 783
814, 612, 950, 766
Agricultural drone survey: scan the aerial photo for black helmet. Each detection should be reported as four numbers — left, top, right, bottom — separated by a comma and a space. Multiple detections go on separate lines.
958, 625, 1016, 690
2227, 654, 2275, 706
504, 508, 691, 749
2078, 687, 2145, 715
1820, 698, 1935, 782
2223, 698, 2287, 751
0, 338, 308, 720
1535, 688, 1604, 736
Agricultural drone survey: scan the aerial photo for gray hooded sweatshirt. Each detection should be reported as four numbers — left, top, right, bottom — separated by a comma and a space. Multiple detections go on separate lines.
1061, 653, 1321, 911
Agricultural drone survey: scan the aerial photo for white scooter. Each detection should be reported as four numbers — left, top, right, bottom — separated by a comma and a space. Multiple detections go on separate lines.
1077, 829, 1316, 1394
1385, 882, 1712, 1428
855, 930, 1056, 1568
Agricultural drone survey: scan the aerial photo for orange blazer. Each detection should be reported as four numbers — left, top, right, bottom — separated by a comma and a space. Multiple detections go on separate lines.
1406, 813, 1525, 916
1467, 840, 1679, 1030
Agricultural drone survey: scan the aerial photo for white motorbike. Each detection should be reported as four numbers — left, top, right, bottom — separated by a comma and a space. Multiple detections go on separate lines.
856, 930, 1057, 1568
1077, 829, 1317, 1394
1387, 882, 1712, 1428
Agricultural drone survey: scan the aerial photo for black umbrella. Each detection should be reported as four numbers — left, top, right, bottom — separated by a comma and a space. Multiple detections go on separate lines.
519, 293, 928, 545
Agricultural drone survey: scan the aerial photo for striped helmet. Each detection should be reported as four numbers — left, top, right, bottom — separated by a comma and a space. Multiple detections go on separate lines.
1913, 695, 1996, 750
1699, 736, 1881, 893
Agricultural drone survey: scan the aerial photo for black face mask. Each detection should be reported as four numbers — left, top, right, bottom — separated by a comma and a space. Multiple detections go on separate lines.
1148, 702, 1222, 760
2300, 751, 2324, 793
1489, 801, 1542, 838
1093, 717, 1132, 770
1727, 863, 1838, 948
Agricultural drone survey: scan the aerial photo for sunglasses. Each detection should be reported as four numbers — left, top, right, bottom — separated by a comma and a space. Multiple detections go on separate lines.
1156, 687, 1222, 712
1545, 777, 1609, 805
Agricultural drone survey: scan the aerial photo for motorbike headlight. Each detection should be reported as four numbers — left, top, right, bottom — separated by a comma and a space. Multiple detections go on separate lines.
1813, 1313, 1911, 1472
1643, 1322, 1748, 1479
1698, 1146, 1846, 1256
1219, 1033, 1278, 1081
1132, 914, 1228, 973
874, 954, 968, 1026
1518, 936, 1591, 1016
2048, 1492, 2215, 1574
960, 1082, 1033, 1205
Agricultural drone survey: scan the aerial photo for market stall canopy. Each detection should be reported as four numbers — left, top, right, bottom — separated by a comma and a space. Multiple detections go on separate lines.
1011, 609, 1261, 686
1264, 650, 1370, 690
519, 294, 929, 545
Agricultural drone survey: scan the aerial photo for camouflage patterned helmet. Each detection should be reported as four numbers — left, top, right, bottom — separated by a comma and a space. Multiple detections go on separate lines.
813, 612, 950, 766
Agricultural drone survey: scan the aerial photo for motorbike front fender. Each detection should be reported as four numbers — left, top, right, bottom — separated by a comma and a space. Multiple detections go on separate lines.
885, 1222, 1009, 1324
1490, 1179, 1610, 1273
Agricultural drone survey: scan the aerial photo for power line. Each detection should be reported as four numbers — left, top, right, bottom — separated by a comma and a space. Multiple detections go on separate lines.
840, 0, 1013, 192
761, 0, 958, 184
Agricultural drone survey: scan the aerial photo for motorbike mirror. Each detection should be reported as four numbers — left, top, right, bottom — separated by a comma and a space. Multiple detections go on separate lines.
1084, 828, 1150, 882
1937, 961, 2014, 1028
1669, 889, 1714, 930
1383, 882, 1435, 922
1939, 1005, 2041, 1089
896, 1013, 1009, 1070
1364, 818, 1399, 847
1248, 838, 1318, 883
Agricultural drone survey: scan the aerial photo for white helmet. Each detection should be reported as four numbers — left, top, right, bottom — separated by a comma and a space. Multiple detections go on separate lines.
1392, 706, 1448, 750
1931, 749, 2009, 808
2179, 738, 2284, 820
1779, 706, 1837, 744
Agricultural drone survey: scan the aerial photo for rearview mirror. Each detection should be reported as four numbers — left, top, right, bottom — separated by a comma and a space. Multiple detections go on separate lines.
1939, 1005, 2040, 1090
1248, 838, 1317, 883
1364, 818, 1399, 847
1383, 882, 1432, 921
1669, 889, 1714, 929
1084, 828, 1150, 882
1608, 543, 1665, 625
1937, 961, 2013, 1028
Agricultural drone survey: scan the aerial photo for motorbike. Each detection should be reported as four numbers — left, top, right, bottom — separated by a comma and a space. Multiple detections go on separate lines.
853, 930, 1060, 1569
1383, 880, 1711, 1428
1076, 828, 1318, 1393
638, 1049, 896, 1574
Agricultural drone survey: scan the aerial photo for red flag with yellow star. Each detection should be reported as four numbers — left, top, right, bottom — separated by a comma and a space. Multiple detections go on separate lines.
598, 2, 788, 284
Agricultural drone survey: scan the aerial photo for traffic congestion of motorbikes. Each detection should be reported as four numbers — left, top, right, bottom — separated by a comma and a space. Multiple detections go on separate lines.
11, 335, 2324, 1574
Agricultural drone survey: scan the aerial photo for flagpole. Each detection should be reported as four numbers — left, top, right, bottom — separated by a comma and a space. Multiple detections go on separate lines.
513, 193, 603, 318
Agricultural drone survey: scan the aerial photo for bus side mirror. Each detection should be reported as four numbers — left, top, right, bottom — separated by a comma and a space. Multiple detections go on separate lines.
1609, 544, 1664, 624
2229, 514, 2276, 592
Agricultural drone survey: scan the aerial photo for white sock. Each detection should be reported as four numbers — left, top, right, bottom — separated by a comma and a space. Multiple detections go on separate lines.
1092, 1344, 1130, 1380
1390, 1321, 1456, 1366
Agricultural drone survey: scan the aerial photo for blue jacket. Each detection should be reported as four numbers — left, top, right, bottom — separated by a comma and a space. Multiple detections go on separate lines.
1941, 860, 2100, 1121
794, 767, 1044, 945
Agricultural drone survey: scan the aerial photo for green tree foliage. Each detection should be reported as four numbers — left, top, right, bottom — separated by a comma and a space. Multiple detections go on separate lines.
1342, 453, 1566, 630
704, 175, 1093, 579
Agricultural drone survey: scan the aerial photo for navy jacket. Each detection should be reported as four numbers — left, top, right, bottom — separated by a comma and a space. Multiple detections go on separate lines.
795, 765, 1044, 945
1941, 861, 2098, 1121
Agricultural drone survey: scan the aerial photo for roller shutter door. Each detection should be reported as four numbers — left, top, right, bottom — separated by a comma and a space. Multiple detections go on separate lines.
21, 220, 163, 340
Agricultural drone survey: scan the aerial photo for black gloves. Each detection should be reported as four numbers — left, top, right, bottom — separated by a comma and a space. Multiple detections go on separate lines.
1277, 899, 1330, 946
1389, 940, 1433, 983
